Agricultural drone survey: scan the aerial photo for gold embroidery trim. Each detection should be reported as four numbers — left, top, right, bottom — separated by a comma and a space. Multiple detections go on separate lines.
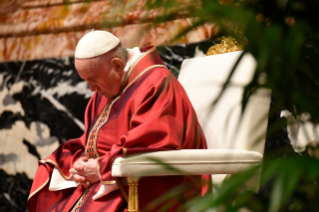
121, 47, 156, 89
84, 96, 122, 180
44, 159, 73, 180
28, 158, 75, 201
70, 187, 91, 212
85, 94, 124, 159
85, 102, 110, 158
101, 180, 117, 185
121, 65, 167, 94
27, 178, 49, 200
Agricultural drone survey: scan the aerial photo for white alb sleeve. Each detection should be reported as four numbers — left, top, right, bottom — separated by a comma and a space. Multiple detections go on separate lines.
49, 168, 79, 191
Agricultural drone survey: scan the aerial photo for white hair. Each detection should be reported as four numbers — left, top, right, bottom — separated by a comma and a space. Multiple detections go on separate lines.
93, 43, 128, 65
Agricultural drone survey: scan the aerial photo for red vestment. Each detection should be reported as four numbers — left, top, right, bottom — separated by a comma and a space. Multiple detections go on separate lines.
27, 47, 208, 212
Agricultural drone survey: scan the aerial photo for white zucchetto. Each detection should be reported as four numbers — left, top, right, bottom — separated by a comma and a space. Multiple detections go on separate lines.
75, 30, 120, 59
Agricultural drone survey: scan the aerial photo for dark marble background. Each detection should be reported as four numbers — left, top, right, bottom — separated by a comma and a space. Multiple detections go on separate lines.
0, 41, 293, 212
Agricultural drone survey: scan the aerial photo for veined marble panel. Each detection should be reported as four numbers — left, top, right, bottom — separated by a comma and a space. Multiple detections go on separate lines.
0, 0, 214, 61
0, 57, 94, 179
1, 4, 188, 35
0, 20, 216, 61
1, 0, 197, 30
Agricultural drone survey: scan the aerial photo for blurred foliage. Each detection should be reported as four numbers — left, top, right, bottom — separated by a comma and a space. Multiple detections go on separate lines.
142, 0, 319, 211
145, 152, 319, 212
147, 0, 319, 122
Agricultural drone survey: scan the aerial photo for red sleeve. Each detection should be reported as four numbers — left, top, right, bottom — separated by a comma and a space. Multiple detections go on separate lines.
44, 91, 99, 178
97, 69, 205, 183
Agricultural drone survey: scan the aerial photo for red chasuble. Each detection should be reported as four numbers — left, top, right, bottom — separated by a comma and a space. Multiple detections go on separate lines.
27, 47, 209, 212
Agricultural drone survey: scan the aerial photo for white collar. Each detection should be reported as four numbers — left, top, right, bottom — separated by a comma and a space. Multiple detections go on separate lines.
124, 47, 144, 72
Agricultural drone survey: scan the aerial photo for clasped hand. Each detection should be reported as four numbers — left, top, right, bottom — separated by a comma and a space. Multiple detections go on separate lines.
69, 157, 100, 188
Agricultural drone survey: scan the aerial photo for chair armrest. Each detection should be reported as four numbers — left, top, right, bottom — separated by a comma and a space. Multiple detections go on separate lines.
111, 149, 262, 177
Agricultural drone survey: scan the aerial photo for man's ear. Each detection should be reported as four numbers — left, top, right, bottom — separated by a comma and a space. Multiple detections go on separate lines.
111, 58, 125, 75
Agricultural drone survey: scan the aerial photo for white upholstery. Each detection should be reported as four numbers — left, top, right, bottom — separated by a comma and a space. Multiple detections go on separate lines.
112, 149, 262, 177
178, 51, 270, 153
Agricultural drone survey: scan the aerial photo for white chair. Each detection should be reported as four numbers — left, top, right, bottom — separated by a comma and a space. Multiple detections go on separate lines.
111, 51, 271, 212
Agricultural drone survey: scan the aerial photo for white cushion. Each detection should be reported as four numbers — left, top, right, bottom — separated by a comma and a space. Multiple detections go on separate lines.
178, 51, 271, 154
111, 149, 262, 177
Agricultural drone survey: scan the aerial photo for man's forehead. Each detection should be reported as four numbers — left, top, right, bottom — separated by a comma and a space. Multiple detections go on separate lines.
75, 58, 88, 68
75, 57, 98, 66
75, 58, 98, 72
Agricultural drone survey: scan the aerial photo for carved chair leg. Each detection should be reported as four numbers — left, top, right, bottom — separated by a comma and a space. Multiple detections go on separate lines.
127, 176, 140, 212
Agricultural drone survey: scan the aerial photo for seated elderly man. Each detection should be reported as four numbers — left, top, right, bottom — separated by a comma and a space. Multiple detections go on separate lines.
27, 31, 208, 212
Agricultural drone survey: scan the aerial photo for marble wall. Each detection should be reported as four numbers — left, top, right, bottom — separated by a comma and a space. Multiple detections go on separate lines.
0, 56, 91, 179
0, 0, 216, 61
